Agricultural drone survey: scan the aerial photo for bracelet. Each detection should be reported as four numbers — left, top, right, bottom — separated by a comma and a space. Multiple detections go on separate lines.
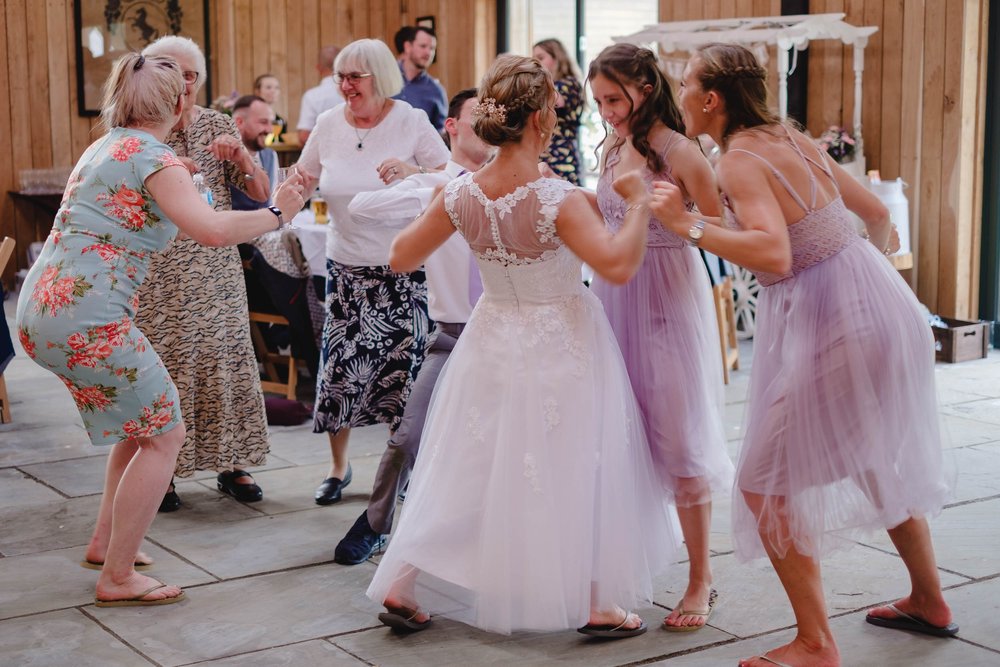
419, 166, 427, 175
624, 203, 646, 215
267, 205, 285, 230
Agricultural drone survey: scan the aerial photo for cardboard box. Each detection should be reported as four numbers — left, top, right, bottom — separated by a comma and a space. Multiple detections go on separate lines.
932, 318, 990, 363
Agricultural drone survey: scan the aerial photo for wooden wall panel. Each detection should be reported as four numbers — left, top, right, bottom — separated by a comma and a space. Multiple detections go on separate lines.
0, 0, 497, 286
657, 0, 990, 319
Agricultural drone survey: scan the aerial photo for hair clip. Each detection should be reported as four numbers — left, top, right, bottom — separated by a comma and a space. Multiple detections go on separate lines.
472, 97, 507, 123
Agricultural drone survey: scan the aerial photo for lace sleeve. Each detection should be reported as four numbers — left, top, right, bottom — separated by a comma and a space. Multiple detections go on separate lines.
444, 176, 465, 230
534, 178, 576, 245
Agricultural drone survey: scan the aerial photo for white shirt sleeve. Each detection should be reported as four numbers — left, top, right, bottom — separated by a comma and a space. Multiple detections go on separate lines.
296, 89, 319, 131
348, 171, 450, 227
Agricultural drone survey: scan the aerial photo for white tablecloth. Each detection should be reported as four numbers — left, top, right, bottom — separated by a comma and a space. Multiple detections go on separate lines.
290, 209, 328, 277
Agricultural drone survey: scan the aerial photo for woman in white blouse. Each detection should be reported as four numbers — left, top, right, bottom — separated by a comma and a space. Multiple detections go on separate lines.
298, 38, 449, 506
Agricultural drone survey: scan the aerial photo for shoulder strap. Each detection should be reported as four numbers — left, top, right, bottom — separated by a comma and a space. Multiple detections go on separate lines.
727, 148, 810, 213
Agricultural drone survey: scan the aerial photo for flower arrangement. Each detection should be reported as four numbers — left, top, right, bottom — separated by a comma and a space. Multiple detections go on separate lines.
817, 125, 856, 164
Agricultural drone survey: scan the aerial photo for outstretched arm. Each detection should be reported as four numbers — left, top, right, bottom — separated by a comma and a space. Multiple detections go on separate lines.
389, 186, 454, 272
146, 165, 304, 247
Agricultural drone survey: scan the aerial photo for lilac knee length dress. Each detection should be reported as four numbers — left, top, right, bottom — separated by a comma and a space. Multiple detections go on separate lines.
592, 130, 734, 505
725, 131, 953, 561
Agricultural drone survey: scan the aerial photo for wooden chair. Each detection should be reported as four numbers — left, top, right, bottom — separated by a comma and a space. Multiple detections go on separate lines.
0, 236, 16, 422
248, 311, 299, 400
712, 275, 740, 385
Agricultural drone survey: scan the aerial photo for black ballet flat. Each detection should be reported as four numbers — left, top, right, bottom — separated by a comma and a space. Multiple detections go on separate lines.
158, 481, 181, 513
314, 465, 352, 505
217, 470, 263, 502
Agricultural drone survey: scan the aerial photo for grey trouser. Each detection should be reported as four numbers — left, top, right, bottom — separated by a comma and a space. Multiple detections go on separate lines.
366, 322, 464, 533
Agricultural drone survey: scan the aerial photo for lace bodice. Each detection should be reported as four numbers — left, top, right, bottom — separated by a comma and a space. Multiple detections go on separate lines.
597, 130, 692, 248
722, 129, 862, 287
444, 174, 584, 304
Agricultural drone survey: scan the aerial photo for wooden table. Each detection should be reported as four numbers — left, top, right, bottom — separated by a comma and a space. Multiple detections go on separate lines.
889, 252, 913, 271
8, 190, 63, 218
272, 142, 302, 168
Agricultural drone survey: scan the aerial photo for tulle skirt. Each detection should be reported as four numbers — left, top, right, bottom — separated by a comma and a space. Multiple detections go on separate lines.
732, 240, 955, 561
366, 290, 680, 634
592, 244, 734, 506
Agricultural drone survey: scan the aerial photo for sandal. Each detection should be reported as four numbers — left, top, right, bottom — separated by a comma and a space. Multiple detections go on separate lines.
578, 610, 647, 638
663, 588, 717, 632
378, 604, 432, 633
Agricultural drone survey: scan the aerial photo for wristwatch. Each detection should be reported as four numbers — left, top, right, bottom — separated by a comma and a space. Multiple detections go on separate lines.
244, 170, 256, 181
687, 219, 706, 247
267, 205, 285, 230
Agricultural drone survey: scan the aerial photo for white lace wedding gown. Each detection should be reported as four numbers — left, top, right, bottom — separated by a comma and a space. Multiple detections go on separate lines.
366, 174, 680, 634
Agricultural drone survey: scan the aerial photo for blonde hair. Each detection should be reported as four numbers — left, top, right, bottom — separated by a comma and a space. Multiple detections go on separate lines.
99, 52, 184, 132
142, 35, 207, 93
533, 38, 580, 82
335, 39, 403, 99
473, 54, 553, 146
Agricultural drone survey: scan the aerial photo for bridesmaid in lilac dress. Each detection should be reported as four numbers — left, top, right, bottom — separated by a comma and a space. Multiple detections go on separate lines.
651, 43, 955, 667
587, 43, 734, 632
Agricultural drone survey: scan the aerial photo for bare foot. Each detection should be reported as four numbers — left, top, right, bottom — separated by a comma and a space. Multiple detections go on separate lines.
589, 607, 643, 630
383, 595, 430, 623
95, 571, 182, 603
663, 584, 715, 629
738, 638, 840, 667
865, 595, 952, 629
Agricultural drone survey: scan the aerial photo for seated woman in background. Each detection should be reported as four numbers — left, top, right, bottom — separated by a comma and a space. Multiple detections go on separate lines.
255, 73, 286, 143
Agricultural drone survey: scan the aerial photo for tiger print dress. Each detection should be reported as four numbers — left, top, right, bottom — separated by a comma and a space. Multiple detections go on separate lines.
134, 107, 269, 477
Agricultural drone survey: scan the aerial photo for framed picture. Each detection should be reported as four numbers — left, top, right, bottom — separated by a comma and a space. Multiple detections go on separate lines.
73, 0, 211, 117
415, 15, 436, 32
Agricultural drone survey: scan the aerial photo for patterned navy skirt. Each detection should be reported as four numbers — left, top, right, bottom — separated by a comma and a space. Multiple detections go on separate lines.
313, 259, 429, 434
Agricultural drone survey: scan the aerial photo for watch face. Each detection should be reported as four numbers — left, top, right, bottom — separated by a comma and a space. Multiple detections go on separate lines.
689, 225, 704, 240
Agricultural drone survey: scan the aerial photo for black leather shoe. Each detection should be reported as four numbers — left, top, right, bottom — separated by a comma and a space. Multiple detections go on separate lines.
158, 481, 181, 513
334, 510, 386, 565
217, 470, 263, 502
314, 465, 352, 505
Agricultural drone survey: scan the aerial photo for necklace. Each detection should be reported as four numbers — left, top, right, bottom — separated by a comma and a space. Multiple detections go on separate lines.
351, 101, 389, 151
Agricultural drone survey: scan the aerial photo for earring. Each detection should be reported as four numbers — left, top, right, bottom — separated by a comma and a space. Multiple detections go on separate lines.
702, 107, 708, 114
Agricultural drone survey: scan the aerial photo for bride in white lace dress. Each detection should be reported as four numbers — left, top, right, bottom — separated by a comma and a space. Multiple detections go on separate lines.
366, 55, 679, 638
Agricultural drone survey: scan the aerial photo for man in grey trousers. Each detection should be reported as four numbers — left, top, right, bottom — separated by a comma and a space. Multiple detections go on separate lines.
334, 89, 493, 564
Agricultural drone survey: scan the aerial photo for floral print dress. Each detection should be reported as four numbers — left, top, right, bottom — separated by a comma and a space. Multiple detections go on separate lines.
15, 128, 184, 445
542, 77, 584, 185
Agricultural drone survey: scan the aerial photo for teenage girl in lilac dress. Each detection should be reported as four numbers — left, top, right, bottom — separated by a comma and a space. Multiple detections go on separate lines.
650, 43, 956, 667
587, 43, 734, 632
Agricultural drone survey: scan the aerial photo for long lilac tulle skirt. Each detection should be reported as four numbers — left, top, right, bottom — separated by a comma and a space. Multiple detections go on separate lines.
593, 244, 734, 506
732, 240, 955, 561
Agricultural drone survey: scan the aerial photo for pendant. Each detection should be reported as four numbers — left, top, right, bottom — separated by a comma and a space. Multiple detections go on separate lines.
356, 142, 363, 151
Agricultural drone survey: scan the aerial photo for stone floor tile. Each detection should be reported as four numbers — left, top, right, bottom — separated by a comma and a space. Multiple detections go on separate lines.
0, 467, 65, 505
654, 547, 968, 640
147, 505, 357, 578
859, 498, 1000, 580
333, 606, 732, 667
0, 494, 102, 556
0, 542, 216, 620
722, 401, 746, 441
0, 608, 154, 666
146, 481, 268, 534
940, 414, 1000, 449
266, 422, 391, 466
647, 610, 996, 665
88, 564, 382, 667
938, 576, 1000, 653
18, 455, 110, 498
942, 398, 1000, 427
0, 424, 100, 467
189, 639, 365, 666
227, 457, 380, 516
946, 444, 1000, 503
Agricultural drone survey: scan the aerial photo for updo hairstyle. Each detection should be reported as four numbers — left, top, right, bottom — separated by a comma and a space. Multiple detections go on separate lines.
692, 43, 780, 145
99, 52, 185, 132
472, 54, 554, 147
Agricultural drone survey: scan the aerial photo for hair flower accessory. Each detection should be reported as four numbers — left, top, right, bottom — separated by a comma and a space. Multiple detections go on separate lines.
472, 97, 508, 123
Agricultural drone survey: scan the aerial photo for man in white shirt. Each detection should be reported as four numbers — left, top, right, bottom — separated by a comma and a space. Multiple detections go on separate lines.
296, 45, 343, 145
335, 88, 494, 565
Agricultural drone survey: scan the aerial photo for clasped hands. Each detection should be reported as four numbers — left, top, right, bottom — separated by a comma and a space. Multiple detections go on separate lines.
377, 159, 421, 185
612, 170, 691, 235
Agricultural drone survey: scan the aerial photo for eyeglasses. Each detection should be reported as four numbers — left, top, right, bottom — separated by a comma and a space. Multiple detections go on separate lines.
182, 70, 199, 84
334, 71, 373, 85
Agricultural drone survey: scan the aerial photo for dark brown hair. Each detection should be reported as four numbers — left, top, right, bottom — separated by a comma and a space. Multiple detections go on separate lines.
533, 38, 580, 82
587, 43, 684, 173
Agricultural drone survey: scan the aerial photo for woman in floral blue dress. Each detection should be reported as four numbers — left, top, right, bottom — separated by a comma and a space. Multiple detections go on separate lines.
15, 52, 304, 607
